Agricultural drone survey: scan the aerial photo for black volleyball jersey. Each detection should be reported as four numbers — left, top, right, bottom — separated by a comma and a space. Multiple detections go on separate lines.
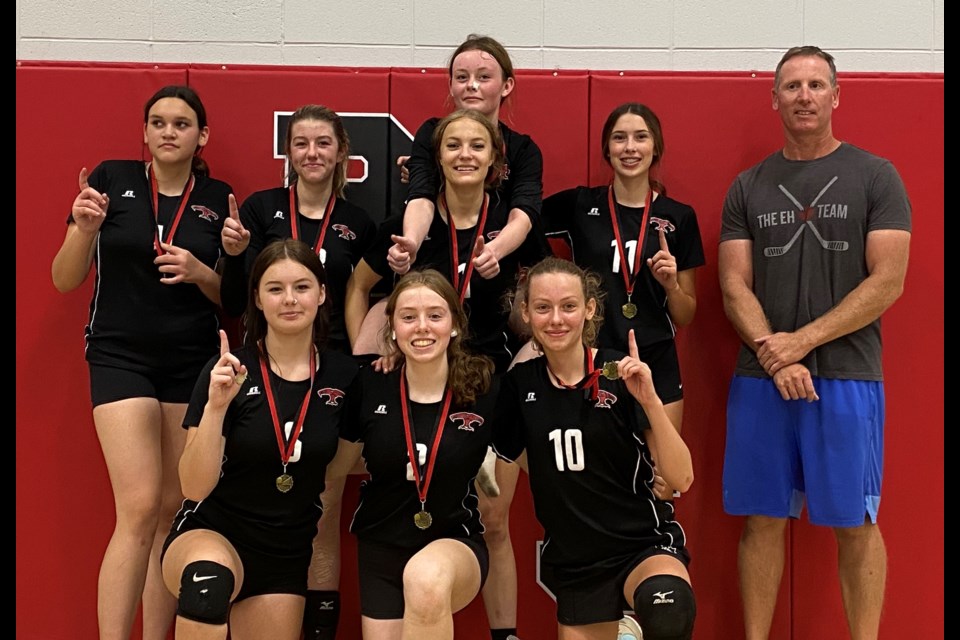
405, 118, 543, 223
341, 366, 499, 549
543, 186, 705, 350
220, 188, 377, 353
173, 345, 359, 556
78, 160, 232, 372
363, 203, 546, 371
494, 349, 687, 569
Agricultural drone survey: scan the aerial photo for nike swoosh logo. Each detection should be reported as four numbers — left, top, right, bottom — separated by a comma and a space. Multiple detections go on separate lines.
192, 573, 217, 582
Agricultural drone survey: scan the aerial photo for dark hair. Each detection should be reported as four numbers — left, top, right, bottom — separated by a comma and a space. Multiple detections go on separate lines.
508, 257, 605, 349
284, 104, 351, 198
432, 109, 506, 189
244, 239, 330, 355
600, 102, 666, 196
774, 46, 837, 88
381, 269, 494, 405
143, 85, 210, 177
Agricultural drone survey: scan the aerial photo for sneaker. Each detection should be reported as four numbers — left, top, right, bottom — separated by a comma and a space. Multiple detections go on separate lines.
618, 615, 643, 640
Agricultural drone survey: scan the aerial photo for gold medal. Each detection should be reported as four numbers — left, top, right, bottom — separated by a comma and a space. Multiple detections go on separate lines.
622, 302, 637, 319
414, 510, 433, 530
234, 371, 247, 386
276, 473, 294, 493
601, 361, 620, 381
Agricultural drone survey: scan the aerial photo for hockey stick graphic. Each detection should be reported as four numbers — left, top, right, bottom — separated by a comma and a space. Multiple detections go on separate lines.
765, 176, 844, 256
763, 224, 805, 257
805, 221, 849, 251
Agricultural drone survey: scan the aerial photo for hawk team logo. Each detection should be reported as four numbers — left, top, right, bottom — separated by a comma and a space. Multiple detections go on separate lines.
649, 217, 675, 233
317, 388, 345, 406
486, 230, 501, 241
192, 205, 219, 221
449, 411, 484, 432
594, 390, 617, 409
332, 223, 356, 240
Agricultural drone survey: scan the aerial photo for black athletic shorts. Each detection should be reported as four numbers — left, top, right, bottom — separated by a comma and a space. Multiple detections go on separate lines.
356, 534, 489, 619
89, 363, 200, 407
542, 546, 690, 626
162, 522, 310, 603
638, 339, 683, 404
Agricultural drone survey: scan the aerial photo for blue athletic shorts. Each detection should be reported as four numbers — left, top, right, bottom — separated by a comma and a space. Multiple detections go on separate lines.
722, 375, 884, 527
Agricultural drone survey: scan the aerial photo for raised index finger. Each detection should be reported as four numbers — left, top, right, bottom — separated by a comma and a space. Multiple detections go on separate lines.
78, 167, 90, 191
228, 193, 240, 221
659, 228, 669, 252
474, 236, 485, 257
219, 329, 231, 357
628, 328, 639, 360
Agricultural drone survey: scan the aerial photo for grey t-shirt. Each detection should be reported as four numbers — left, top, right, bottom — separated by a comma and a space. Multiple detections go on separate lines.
720, 142, 911, 380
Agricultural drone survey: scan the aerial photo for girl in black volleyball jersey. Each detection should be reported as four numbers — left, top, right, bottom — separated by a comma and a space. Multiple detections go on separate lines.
495, 257, 697, 640
51, 85, 232, 640
543, 103, 705, 449
326, 269, 498, 640
220, 103, 376, 356
345, 108, 543, 373
218, 104, 376, 639
160, 240, 358, 640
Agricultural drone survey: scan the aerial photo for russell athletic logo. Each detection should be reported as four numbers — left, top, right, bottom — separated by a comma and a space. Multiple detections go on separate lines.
450, 412, 484, 432
317, 388, 345, 406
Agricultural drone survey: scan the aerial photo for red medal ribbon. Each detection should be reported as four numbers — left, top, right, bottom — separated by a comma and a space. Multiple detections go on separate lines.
607, 185, 652, 303
289, 185, 337, 256
259, 347, 317, 469
545, 346, 601, 401
399, 366, 454, 508
442, 192, 490, 302
149, 163, 195, 256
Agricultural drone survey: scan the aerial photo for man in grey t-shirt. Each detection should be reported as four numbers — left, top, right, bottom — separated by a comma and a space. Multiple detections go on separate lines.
718, 46, 911, 639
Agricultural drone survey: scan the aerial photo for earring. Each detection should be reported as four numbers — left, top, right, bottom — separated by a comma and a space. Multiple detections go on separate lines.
450, 330, 458, 337
391, 330, 396, 341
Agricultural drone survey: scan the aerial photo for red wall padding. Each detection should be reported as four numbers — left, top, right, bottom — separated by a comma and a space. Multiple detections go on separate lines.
16, 61, 943, 640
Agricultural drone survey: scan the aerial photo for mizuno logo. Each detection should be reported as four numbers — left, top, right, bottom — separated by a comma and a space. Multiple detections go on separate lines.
192, 573, 217, 582
653, 590, 675, 604
122, 190, 135, 198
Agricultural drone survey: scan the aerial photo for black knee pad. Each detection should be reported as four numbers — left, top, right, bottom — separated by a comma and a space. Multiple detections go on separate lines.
302, 590, 341, 640
177, 560, 234, 625
632, 575, 696, 640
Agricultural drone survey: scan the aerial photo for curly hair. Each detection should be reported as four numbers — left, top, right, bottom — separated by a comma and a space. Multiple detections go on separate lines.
381, 269, 494, 405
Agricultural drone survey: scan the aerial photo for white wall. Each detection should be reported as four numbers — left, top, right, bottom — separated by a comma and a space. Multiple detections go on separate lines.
16, 0, 944, 73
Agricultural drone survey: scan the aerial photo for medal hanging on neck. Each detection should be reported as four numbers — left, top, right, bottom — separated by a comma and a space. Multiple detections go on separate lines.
289, 184, 336, 256
607, 186, 652, 319
442, 192, 490, 302
149, 163, 195, 257
545, 345, 602, 402
399, 366, 454, 530
259, 348, 316, 493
